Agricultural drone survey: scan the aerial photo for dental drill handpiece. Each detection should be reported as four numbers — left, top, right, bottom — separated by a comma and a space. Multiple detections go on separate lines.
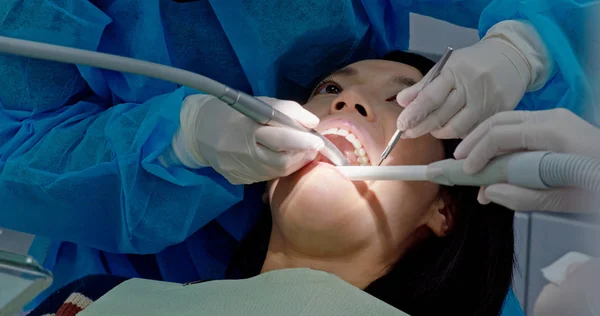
0, 35, 349, 166
377, 47, 454, 166
219, 89, 350, 166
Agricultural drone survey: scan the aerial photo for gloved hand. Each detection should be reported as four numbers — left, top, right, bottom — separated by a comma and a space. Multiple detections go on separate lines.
173, 95, 324, 185
453, 108, 600, 212
396, 20, 553, 139
534, 258, 600, 316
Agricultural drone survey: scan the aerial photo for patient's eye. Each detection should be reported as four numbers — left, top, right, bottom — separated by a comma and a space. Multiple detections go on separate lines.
314, 80, 342, 95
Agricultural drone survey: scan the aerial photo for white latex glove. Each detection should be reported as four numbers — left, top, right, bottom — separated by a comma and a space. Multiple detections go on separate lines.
396, 20, 553, 139
173, 95, 324, 185
453, 108, 600, 212
534, 258, 600, 316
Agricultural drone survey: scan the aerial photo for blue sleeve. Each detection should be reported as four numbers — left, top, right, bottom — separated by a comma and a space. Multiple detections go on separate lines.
0, 0, 244, 254
0, 88, 244, 254
478, 0, 599, 125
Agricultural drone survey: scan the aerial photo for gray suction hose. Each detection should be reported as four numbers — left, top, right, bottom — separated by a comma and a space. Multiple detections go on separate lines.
428, 151, 600, 193
540, 153, 600, 193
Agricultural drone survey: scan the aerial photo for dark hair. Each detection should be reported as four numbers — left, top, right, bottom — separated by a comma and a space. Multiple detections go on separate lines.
227, 51, 515, 316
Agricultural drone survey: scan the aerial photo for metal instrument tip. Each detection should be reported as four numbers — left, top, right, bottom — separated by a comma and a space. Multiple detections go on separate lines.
377, 158, 384, 166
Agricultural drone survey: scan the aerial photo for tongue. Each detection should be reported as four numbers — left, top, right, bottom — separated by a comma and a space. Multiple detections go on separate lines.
320, 135, 358, 165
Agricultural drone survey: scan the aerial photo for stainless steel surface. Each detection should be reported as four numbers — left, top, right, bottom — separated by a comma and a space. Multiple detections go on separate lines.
377, 129, 402, 166
227, 89, 350, 166
270, 107, 349, 166
378, 46, 454, 166
314, 131, 350, 166
0, 229, 33, 256
230, 91, 277, 126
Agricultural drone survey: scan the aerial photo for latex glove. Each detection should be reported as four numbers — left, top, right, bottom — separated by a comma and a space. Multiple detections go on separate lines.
534, 258, 600, 316
453, 108, 600, 212
173, 95, 324, 185
396, 20, 552, 139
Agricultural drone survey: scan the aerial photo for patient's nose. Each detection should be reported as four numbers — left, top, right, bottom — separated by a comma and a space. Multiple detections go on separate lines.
330, 89, 375, 121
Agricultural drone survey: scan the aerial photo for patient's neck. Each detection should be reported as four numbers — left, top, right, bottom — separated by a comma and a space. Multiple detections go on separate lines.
260, 225, 390, 289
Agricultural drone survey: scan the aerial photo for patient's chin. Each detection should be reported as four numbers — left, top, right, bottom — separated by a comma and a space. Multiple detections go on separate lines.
270, 161, 373, 236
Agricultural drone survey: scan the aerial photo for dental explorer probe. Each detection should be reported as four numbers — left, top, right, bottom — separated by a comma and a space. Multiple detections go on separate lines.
0, 35, 349, 167
339, 151, 600, 193
378, 47, 454, 166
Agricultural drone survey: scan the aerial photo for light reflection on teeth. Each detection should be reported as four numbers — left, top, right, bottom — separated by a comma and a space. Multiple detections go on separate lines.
321, 127, 371, 166
336, 129, 349, 137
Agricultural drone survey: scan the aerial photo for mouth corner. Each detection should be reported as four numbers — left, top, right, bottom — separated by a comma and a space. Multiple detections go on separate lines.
320, 131, 371, 166
315, 153, 334, 165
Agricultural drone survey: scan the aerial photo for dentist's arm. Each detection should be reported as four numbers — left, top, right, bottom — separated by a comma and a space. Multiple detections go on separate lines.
396, 20, 553, 139
0, 88, 247, 254
453, 108, 600, 212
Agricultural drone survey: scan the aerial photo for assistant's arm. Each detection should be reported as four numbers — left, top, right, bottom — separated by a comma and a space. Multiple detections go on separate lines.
478, 0, 596, 123
0, 0, 249, 254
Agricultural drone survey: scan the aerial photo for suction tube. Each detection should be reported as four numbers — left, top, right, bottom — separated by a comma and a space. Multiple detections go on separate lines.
428, 151, 600, 193
338, 151, 600, 193
539, 153, 600, 193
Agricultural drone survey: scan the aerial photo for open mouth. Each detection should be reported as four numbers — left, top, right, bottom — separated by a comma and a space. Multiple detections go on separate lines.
317, 128, 371, 166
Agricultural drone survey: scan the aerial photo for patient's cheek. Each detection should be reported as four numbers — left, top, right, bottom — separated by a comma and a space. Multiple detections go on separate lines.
270, 162, 374, 235
389, 136, 445, 166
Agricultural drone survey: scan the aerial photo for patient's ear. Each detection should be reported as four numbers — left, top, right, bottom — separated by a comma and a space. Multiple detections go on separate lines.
426, 196, 453, 237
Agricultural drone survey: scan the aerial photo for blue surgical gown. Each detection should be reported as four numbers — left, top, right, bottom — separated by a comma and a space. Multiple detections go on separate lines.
0, 1, 594, 313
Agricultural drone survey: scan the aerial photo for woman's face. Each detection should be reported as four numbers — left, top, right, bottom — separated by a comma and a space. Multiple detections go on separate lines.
268, 60, 450, 263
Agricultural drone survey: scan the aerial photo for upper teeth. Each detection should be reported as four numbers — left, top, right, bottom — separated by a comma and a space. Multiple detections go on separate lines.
321, 128, 370, 166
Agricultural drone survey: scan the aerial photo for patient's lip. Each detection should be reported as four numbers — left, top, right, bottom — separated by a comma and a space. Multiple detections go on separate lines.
317, 117, 377, 164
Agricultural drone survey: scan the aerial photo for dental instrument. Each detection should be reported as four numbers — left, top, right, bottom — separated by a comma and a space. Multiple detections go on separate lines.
377, 46, 454, 166
0, 36, 349, 166
339, 151, 600, 193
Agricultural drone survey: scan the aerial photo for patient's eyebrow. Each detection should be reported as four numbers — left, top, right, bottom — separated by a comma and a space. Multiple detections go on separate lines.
390, 75, 417, 87
330, 66, 358, 78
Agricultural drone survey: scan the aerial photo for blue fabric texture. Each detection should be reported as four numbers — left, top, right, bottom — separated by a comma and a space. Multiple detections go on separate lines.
0, 0, 592, 313
479, 0, 600, 126
501, 288, 525, 316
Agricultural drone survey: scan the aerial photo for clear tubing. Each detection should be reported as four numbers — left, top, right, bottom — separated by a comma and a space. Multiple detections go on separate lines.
540, 153, 600, 193
336, 166, 428, 181
0, 36, 349, 166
